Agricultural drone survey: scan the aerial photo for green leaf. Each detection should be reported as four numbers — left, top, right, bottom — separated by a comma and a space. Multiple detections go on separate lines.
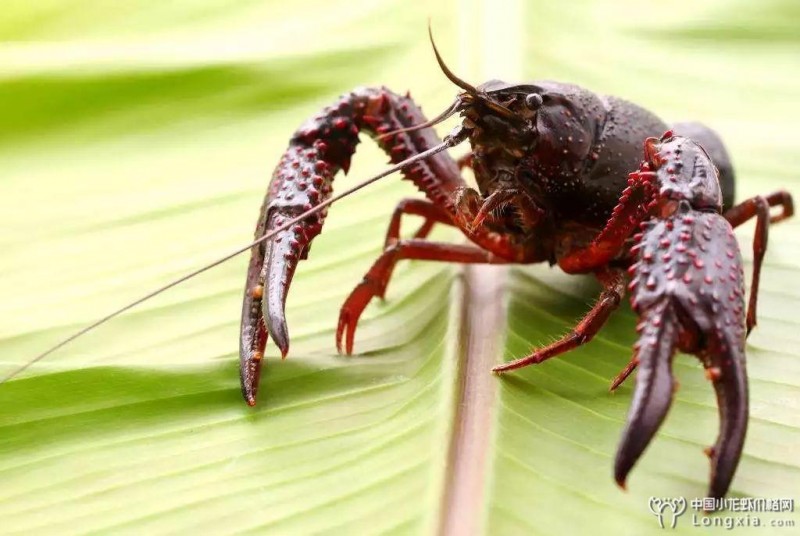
1, 1, 798, 534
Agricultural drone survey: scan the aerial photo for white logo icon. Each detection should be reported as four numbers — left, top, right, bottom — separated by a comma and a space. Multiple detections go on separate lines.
649, 497, 687, 528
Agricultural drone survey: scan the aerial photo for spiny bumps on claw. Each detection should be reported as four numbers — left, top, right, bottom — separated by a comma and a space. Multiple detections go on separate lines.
243, 86, 460, 391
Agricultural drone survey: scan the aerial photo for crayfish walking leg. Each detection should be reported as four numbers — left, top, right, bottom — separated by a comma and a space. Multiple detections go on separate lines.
492, 169, 661, 372
722, 190, 793, 334
337, 239, 510, 354
491, 269, 626, 372
335, 193, 549, 354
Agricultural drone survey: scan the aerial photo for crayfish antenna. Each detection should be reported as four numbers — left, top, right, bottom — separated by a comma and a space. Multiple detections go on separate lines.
428, 22, 478, 94
376, 99, 461, 141
4, 132, 466, 389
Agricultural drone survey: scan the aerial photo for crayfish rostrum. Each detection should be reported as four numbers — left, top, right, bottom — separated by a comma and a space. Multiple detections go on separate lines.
239, 32, 793, 498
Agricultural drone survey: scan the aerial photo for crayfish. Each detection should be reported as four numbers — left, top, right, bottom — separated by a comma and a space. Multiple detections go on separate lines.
9, 31, 792, 501
238, 32, 793, 499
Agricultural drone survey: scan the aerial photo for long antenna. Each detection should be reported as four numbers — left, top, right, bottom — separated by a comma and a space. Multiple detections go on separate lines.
2, 126, 468, 384
428, 24, 478, 94
377, 99, 461, 141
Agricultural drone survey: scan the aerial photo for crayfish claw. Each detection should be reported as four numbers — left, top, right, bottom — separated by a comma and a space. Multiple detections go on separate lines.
264, 236, 292, 359
707, 336, 748, 499
335, 310, 358, 356
240, 86, 468, 405
261, 205, 325, 360
622, 196, 749, 498
240, 224, 271, 405
614, 303, 678, 490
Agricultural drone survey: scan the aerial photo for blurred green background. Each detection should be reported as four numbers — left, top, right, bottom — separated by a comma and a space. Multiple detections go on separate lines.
0, 0, 798, 534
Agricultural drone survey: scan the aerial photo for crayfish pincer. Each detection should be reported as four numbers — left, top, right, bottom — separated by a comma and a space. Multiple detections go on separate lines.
594, 132, 792, 499
240, 32, 793, 498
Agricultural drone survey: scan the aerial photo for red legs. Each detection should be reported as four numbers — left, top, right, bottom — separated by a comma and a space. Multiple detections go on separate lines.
338, 191, 549, 355
493, 268, 626, 373
609, 357, 638, 392
493, 170, 657, 376
374, 199, 457, 303
455, 153, 473, 170
336, 239, 507, 354
557, 169, 658, 274
338, 192, 504, 356
733, 190, 794, 224
383, 198, 454, 248
724, 190, 794, 335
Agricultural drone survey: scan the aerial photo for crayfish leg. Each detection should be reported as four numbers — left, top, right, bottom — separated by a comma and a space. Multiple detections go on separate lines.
383, 198, 453, 249
609, 357, 639, 392
723, 190, 794, 335
337, 239, 508, 355
492, 269, 626, 372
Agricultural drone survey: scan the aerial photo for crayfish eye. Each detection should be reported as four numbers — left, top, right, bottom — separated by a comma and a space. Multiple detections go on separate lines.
524, 93, 543, 110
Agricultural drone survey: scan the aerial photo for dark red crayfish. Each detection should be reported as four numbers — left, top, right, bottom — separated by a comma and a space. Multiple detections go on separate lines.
239, 36, 793, 498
